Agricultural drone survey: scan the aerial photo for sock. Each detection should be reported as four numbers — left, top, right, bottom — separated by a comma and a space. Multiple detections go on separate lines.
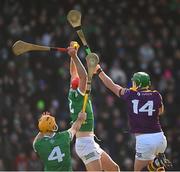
153, 157, 161, 168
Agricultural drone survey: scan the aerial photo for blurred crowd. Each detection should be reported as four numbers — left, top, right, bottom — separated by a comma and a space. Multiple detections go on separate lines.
0, 0, 180, 171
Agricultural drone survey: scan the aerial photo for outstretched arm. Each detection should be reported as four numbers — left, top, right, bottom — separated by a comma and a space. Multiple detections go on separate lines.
68, 112, 87, 138
68, 42, 87, 93
96, 65, 126, 97
70, 58, 78, 80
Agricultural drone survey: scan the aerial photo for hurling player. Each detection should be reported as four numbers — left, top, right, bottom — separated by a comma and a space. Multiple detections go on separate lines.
33, 111, 86, 171
67, 42, 120, 171
95, 64, 172, 172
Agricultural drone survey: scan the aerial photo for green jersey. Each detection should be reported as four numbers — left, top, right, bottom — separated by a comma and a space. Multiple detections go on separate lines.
68, 88, 94, 131
33, 131, 72, 171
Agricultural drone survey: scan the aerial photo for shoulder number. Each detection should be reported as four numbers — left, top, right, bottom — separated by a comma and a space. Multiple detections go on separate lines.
132, 99, 155, 116
68, 98, 74, 113
48, 146, 65, 162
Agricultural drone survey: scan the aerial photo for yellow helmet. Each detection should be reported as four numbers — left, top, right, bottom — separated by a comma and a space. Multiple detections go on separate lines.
38, 114, 58, 133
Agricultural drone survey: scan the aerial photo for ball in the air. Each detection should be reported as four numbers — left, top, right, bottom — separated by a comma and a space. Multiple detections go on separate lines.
72, 41, 80, 50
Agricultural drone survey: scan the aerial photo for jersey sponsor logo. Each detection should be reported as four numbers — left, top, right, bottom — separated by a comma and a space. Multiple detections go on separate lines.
142, 92, 153, 96
137, 92, 153, 96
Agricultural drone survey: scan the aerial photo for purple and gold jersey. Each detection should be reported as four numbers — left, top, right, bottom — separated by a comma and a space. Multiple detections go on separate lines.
122, 88, 162, 133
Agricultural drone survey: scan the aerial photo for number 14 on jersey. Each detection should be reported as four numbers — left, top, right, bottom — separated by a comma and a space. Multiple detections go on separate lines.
132, 99, 155, 116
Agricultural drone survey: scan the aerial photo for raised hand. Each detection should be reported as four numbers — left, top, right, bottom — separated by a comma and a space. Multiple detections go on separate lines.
94, 64, 101, 74
78, 112, 87, 122
67, 41, 80, 57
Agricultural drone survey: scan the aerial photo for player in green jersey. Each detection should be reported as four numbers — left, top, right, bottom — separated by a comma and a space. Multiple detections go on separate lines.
33, 111, 86, 171
67, 42, 120, 171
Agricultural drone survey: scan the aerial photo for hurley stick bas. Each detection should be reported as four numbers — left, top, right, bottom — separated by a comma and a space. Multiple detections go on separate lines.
82, 53, 99, 112
67, 10, 91, 55
12, 40, 79, 56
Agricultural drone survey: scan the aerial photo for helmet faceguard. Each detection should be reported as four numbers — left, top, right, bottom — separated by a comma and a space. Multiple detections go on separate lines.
131, 72, 151, 90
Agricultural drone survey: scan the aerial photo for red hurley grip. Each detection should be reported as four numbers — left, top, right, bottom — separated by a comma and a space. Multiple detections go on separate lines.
56, 48, 67, 52
50, 47, 67, 52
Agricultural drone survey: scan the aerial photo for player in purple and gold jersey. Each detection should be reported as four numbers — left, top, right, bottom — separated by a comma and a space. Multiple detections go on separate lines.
95, 65, 172, 172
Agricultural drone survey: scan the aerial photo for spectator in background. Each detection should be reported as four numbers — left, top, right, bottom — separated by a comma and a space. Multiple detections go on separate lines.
28, 151, 43, 171
0, 159, 5, 171
15, 152, 28, 171
139, 43, 155, 68
110, 62, 127, 86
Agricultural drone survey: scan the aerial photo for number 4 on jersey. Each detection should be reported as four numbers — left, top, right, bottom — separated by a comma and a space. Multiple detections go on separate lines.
132, 99, 155, 116
48, 146, 65, 162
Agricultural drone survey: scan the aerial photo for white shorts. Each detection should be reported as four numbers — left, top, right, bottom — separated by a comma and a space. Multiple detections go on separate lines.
75, 136, 104, 165
135, 132, 167, 160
